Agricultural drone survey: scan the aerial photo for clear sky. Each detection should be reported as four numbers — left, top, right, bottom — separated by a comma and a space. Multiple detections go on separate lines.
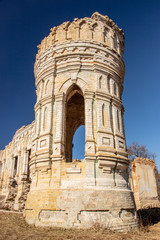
0, 0, 159, 169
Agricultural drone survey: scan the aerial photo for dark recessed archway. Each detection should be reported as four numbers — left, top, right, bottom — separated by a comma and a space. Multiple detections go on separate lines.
65, 85, 85, 162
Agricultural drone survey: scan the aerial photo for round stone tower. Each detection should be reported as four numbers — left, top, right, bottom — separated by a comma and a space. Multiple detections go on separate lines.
25, 12, 138, 231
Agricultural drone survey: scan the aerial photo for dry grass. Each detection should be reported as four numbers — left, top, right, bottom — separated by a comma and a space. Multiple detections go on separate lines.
0, 211, 160, 240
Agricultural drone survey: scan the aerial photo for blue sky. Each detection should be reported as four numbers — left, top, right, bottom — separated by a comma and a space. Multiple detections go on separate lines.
0, 0, 159, 169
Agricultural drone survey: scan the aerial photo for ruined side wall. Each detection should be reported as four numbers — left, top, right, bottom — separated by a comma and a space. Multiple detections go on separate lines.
0, 121, 35, 210
155, 168, 160, 201
132, 158, 160, 209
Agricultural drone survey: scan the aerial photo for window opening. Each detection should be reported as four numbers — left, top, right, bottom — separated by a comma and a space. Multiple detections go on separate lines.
27, 149, 31, 181
117, 110, 120, 131
102, 104, 107, 128
99, 76, 102, 89
114, 82, 117, 95
43, 107, 47, 131
13, 156, 18, 178
45, 80, 50, 94
107, 75, 110, 93
113, 34, 117, 50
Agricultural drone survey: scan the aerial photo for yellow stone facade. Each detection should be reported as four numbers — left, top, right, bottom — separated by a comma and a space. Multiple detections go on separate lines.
0, 12, 139, 231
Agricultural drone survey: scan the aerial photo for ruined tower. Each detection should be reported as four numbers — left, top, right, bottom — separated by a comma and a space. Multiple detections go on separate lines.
24, 12, 138, 230
0, 12, 138, 231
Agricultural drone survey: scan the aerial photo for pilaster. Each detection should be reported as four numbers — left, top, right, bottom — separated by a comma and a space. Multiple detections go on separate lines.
21, 148, 29, 180
84, 91, 96, 186
52, 92, 65, 158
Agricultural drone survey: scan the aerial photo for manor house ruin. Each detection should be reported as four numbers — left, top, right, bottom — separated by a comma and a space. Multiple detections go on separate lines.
0, 12, 139, 231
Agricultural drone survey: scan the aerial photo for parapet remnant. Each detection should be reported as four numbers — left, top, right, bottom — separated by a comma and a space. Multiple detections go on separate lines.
0, 12, 138, 232
132, 158, 160, 209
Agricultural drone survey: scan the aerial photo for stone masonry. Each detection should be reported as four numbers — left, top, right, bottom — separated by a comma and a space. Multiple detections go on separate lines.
0, 12, 139, 231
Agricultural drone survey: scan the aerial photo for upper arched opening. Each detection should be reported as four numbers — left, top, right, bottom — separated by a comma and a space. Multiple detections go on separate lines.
65, 84, 85, 162
66, 84, 83, 103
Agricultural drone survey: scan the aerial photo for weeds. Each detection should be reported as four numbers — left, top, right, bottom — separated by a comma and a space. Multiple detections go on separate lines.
0, 210, 160, 240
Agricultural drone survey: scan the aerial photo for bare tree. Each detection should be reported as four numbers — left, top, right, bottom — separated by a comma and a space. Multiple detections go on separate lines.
127, 141, 157, 161
149, 152, 157, 161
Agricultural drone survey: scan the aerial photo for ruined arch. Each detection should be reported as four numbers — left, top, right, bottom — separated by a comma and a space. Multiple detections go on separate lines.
92, 22, 101, 41
65, 84, 85, 162
59, 77, 90, 95
79, 20, 89, 40
66, 22, 76, 40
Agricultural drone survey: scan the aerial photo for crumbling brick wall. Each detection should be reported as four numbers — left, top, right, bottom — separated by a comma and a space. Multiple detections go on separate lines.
132, 158, 160, 209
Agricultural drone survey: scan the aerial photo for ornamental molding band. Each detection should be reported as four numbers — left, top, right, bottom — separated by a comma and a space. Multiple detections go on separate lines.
0, 12, 138, 232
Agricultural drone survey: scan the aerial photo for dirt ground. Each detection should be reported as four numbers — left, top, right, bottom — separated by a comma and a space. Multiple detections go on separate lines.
0, 210, 160, 240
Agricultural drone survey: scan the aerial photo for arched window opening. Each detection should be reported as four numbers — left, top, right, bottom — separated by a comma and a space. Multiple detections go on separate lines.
72, 125, 85, 160
43, 107, 47, 131
121, 110, 124, 135
110, 103, 113, 131
92, 23, 100, 41
107, 75, 110, 93
113, 34, 117, 50
117, 110, 120, 131
65, 84, 85, 162
41, 81, 44, 97
104, 28, 109, 43
13, 156, 18, 178
27, 149, 31, 182
102, 104, 107, 128
114, 82, 117, 95
45, 80, 50, 94
79, 21, 89, 40
99, 76, 102, 89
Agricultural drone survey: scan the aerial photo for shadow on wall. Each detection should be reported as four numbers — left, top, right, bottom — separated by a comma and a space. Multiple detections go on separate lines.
138, 207, 160, 226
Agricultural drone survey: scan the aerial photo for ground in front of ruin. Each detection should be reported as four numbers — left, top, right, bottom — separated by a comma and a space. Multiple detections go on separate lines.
0, 210, 160, 240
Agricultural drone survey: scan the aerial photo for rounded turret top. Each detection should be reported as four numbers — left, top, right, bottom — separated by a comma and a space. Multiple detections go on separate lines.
36, 12, 124, 60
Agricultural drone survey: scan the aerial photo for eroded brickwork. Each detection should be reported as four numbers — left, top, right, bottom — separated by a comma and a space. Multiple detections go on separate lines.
0, 122, 34, 209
